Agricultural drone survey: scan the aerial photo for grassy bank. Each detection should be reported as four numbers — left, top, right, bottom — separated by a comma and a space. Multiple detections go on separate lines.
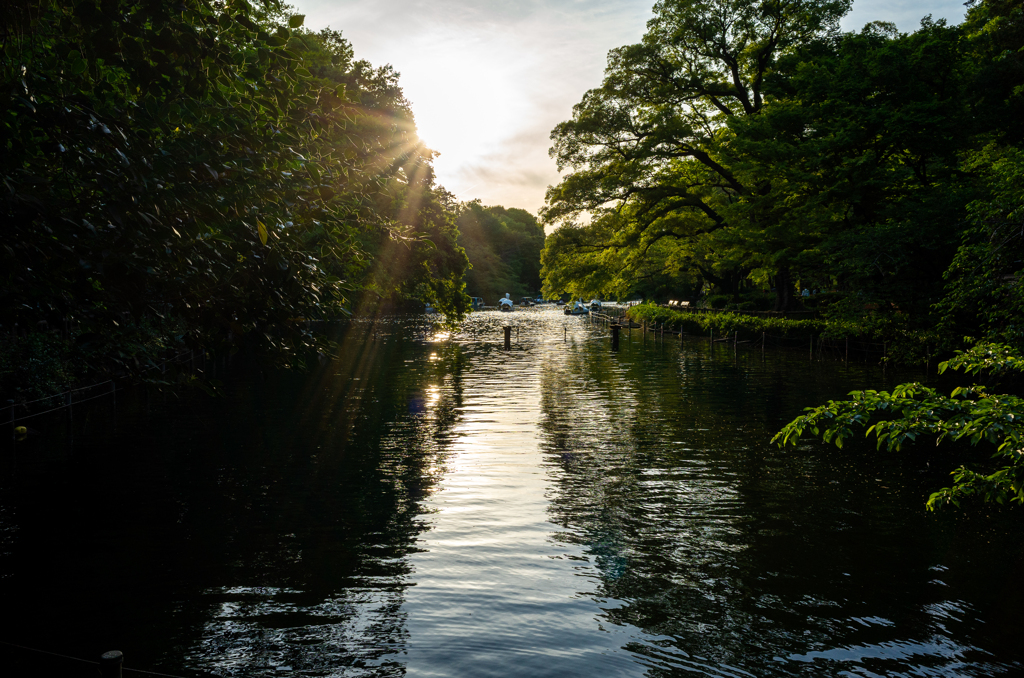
625, 303, 937, 365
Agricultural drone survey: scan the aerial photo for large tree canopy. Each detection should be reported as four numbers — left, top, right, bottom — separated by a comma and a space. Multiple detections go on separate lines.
542, 0, 850, 310
1, 0, 468, 391
541, 0, 1022, 324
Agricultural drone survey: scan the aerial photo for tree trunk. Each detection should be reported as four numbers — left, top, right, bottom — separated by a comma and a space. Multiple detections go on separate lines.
773, 267, 798, 312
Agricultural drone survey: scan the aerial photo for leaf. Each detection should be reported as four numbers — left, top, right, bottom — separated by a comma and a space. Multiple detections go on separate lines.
288, 14, 305, 28
258, 220, 268, 246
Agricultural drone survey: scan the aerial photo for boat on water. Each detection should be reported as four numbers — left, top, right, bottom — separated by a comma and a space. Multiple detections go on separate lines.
588, 299, 603, 312
499, 293, 514, 312
564, 300, 589, 315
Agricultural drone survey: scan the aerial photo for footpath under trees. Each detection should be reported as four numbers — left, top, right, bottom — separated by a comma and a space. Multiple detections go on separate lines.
1, 0, 470, 400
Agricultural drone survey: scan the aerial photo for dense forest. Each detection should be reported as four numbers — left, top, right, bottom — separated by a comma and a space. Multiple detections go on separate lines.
540, 0, 1023, 349
456, 202, 545, 303
1, 0, 473, 397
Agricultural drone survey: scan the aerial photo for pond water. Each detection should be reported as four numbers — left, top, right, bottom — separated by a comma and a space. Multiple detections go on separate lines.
2, 307, 1024, 677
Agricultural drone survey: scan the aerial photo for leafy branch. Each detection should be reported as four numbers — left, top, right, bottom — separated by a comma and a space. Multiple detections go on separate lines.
773, 342, 1024, 510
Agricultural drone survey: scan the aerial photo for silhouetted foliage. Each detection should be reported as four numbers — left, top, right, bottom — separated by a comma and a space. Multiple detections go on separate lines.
1, 0, 467, 397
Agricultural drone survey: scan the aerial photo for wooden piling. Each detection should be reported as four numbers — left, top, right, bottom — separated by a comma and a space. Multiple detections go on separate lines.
504, 326, 511, 350
611, 324, 620, 350
100, 651, 123, 678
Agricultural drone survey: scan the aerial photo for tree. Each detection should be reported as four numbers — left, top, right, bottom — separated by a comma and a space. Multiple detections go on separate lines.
456, 202, 544, 302
774, 342, 1024, 509
721, 18, 973, 318
542, 0, 850, 311
1, 0, 467, 394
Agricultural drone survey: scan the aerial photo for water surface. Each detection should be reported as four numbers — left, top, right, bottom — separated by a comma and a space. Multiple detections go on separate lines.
2, 308, 1023, 677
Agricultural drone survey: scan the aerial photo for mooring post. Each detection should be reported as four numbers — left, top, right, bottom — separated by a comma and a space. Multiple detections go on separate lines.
100, 651, 123, 678
504, 326, 511, 350
643, 321, 647, 342
611, 324, 620, 350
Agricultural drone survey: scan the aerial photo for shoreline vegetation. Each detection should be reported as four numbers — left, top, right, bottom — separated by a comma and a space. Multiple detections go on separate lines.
624, 303, 932, 365
532, 0, 1024, 510
0, 0, 544, 405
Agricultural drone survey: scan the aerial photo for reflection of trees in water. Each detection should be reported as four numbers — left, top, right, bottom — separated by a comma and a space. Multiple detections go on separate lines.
536, 339, 1019, 676
164, 319, 466, 676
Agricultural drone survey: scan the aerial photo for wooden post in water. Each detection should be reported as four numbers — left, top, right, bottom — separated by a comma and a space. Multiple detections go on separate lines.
643, 321, 647, 343
100, 651, 123, 678
611, 324, 620, 350
504, 326, 511, 350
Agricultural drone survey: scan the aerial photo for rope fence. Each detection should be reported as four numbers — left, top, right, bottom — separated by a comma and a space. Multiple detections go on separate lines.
4, 349, 200, 430
0, 640, 193, 678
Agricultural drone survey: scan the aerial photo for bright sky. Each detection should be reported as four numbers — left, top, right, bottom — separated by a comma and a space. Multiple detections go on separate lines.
294, 0, 969, 215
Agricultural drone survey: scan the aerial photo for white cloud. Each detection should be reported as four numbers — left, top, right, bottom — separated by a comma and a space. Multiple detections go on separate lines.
293, 0, 972, 215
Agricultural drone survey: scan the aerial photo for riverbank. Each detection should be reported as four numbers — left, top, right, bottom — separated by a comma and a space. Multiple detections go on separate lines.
625, 302, 938, 366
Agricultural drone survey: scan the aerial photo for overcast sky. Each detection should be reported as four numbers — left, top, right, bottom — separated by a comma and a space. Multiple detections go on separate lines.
293, 0, 969, 215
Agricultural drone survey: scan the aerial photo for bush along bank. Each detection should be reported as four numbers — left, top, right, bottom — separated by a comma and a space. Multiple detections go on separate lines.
625, 304, 939, 366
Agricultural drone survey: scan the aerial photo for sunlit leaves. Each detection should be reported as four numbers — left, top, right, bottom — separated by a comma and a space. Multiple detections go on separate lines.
1, 0, 466, 385
774, 342, 1024, 510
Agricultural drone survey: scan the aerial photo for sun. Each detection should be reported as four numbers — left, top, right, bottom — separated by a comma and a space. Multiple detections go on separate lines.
396, 29, 532, 194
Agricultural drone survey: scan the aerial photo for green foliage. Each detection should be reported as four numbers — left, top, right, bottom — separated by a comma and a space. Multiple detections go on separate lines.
1, 0, 467, 391
626, 302, 918, 342
542, 0, 852, 311
457, 202, 544, 303
934, 144, 1024, 347
540, 0, 1024, 340
774, 342, 1024, 509
0, 331, 78, 401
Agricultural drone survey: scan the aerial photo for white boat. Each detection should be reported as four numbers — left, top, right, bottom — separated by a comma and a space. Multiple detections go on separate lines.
563, 300, 589, 315
588, 299, 603, 312
499, 293, 514, 312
